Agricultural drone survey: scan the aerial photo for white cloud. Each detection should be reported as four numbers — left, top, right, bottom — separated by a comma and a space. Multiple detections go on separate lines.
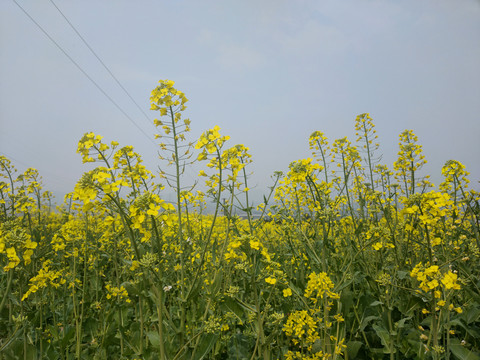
279, 19, 348, 57
217, 44, 264, 70
197, 29, 215, 45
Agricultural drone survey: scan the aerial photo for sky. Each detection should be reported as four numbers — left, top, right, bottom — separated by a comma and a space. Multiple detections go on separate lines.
1, 0, 479, 206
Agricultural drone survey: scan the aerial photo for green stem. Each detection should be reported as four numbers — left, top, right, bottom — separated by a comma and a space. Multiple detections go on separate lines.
186, 147, 223, 301
0, 270, 13, 315
169, 105, 187, 346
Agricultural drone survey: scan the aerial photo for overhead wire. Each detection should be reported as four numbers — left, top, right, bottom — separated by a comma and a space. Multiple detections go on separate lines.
45, 1, 201, 183
48, 0, 155, 130
9, 1, 202, 194
11, 0, 158, 147
0, 151, 77, 189
0, 151, 32, 169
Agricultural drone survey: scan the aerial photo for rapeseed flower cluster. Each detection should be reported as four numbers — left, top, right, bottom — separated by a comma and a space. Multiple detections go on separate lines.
1, 83, 478, 359
410, 262, 463, 316
105, 284, 131, 303
440, 160, 470, 194
195, 126, 230, 160
0, 222, 38, 270
283, 310, 319, 348
304, 272, 339, 303
393, 130, 430, 196
410, 263, 462, 293
21, 260, 65, 301
150, 79, 188, 113
283, 272, 345, 359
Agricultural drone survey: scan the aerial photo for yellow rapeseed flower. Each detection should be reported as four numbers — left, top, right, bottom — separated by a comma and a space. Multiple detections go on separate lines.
441, 271, 461, 290
265, 277, 277, 285
249, 240, 261, 250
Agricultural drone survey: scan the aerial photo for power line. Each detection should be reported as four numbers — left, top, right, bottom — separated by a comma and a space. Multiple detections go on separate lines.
0, 150, 74, 186
0, 151, 30, 169
48, 0, 155, 130
11, 0, 157, 147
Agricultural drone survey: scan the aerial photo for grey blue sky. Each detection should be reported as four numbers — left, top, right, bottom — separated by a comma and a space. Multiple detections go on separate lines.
1, 0, 479, 204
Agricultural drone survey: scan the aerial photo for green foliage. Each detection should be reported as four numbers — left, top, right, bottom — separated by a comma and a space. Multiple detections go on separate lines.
1, 87, 479, 359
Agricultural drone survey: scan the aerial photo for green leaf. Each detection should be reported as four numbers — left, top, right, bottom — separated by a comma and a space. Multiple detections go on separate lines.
147, 331, 161, 349
403, 330, 423, 357
311, 338, 325, 353
186, 280, 202, 302
449, 319, 480, 339
346, 340, 363, 359
336, 274, 356, 292
212, 268, 224, 294
340, 290, 354, 315
0, 326, 23, 353
228, 333, 253, 360
396, 316, 411, 329
194, 333, 219, 360
60, 325, 75, 349
232, 297, 256, 313
450, 338, 480, 360
355, 221, 364, 235
360, 315, 380, 331
370, 300, 383, 307
221, 296, 245, 321
372, 324, 395, 354
465, 306, 480, 324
